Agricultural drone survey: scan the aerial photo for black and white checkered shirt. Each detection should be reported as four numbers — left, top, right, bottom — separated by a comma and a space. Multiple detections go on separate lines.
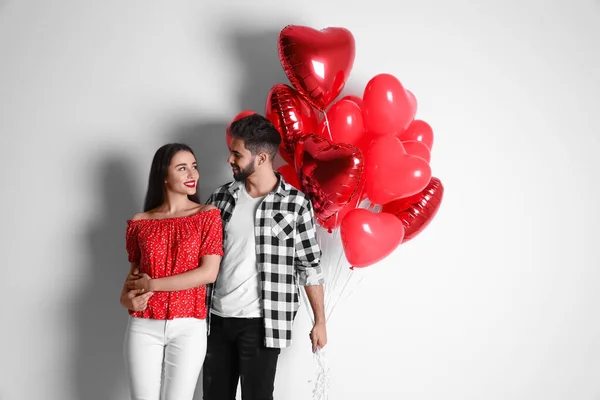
206, 173, 324, 348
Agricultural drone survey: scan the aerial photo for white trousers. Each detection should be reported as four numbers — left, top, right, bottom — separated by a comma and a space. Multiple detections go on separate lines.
124, 316, 207, 400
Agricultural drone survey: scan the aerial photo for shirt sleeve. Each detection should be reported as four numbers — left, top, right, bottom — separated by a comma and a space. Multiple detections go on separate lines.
125, 222, 141, 263
205, 192, 215, 206
294, 200, 325, 286
199, 210, 224, 257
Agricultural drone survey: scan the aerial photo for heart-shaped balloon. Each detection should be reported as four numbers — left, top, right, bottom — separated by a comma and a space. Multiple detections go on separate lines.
341, 208, 405, 268
226, 110, 256, 148
320, 179, 366, 232
278, 25, 355, 111
362, 73, 416, 137
318, 98, 365, 146
294, 133, 364, 224
398, 119, 434, 150
402, 140, 431, 163
406, 89, 418, 122
340, 94, 362, 108
365, 135, 431, 205
381, 177, 444, 243
266, 83, 318, 165
276, 164, 301, 190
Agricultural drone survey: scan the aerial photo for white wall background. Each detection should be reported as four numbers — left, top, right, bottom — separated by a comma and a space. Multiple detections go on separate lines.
1, 1, 599, 399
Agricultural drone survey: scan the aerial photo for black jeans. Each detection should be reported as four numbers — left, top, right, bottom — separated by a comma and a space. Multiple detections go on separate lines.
203, 314, 280, 400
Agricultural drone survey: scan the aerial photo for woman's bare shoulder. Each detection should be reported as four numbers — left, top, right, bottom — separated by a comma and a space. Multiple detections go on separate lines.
130, 211, 156, 221
201, 204, 217, 212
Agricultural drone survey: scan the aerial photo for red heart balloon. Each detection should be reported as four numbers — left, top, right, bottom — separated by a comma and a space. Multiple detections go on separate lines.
341, 208, 405, 268
318, 98, 365, 146
398, 119, 434, 150
362, 73, 415, 136
278, 25, 355, 111
276, 164, 301, 190
266, 83, 318, 165
320, 178, 366, 232
340, 94, 362, 108
402, 140, 431, 163
365, 135, 431, 205
226, 110, 256, 148
294, 134, 364, 224
381, 177, 444, 243
406, 89, 418, 124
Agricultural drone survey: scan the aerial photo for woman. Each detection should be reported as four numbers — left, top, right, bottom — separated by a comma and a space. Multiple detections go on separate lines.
119, 143, 223, 400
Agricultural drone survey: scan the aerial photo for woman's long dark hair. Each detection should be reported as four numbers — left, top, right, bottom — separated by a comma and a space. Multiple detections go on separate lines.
143, 143, 201, 212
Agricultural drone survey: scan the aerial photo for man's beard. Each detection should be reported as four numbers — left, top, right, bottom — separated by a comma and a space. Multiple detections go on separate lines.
232, 161, 256, 182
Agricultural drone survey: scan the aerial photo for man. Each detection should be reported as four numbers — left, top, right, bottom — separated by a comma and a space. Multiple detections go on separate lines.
203, 113, 327, 400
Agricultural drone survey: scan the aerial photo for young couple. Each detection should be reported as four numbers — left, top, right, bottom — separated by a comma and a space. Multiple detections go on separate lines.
119, 114, 327, 400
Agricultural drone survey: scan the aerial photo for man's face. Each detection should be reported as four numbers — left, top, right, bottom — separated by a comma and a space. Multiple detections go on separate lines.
227, 138, 257, 181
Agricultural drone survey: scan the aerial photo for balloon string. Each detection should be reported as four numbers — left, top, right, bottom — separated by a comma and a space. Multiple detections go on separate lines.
311, 347, 330, 400
303, 284, 330, 400
323, 183, 363, 315
325, 234, 347, 320
355, 186, 365, 209
323, 227, 337, 309
333, 211, 339, 232
322, 111, 333, 142
324, 226, 341, 311
326, 270, 353, 320
323, 204, 341, 309
329, 272, 365, 320
344, 274, 365, 303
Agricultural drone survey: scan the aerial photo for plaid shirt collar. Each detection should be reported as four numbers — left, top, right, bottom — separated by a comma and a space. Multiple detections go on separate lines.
226, 172, 290, 199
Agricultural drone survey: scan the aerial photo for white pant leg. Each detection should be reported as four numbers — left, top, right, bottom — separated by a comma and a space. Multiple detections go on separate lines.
124, 317, 166, 400
161, 318, 207, 400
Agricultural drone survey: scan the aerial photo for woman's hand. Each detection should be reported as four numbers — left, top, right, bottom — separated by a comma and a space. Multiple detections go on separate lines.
126, 273, 153, 293
122, 290, 153, 311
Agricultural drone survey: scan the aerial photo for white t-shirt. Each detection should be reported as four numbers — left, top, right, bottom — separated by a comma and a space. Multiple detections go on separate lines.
211, 184, 264, 318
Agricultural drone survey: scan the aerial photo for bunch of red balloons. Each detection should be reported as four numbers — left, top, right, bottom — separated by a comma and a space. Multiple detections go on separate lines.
227, 25, 445, 269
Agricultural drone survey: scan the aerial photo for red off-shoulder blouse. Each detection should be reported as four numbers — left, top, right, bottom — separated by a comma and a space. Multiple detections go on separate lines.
125, 208, 223, 320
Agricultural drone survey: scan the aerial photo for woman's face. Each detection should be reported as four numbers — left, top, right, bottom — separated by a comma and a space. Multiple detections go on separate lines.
164, 150, 199, 196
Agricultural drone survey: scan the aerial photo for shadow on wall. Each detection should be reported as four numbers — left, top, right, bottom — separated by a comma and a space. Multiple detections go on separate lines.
74, 155, 139, 400
170, 27, 291, 201
71, 22, 306, 400
168, 26, 302, 399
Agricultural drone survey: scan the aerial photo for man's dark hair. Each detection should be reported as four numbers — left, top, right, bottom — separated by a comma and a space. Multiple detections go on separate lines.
229, 113, 282, 161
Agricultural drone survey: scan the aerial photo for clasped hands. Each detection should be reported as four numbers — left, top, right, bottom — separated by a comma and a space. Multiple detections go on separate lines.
122, 268, 153, 311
